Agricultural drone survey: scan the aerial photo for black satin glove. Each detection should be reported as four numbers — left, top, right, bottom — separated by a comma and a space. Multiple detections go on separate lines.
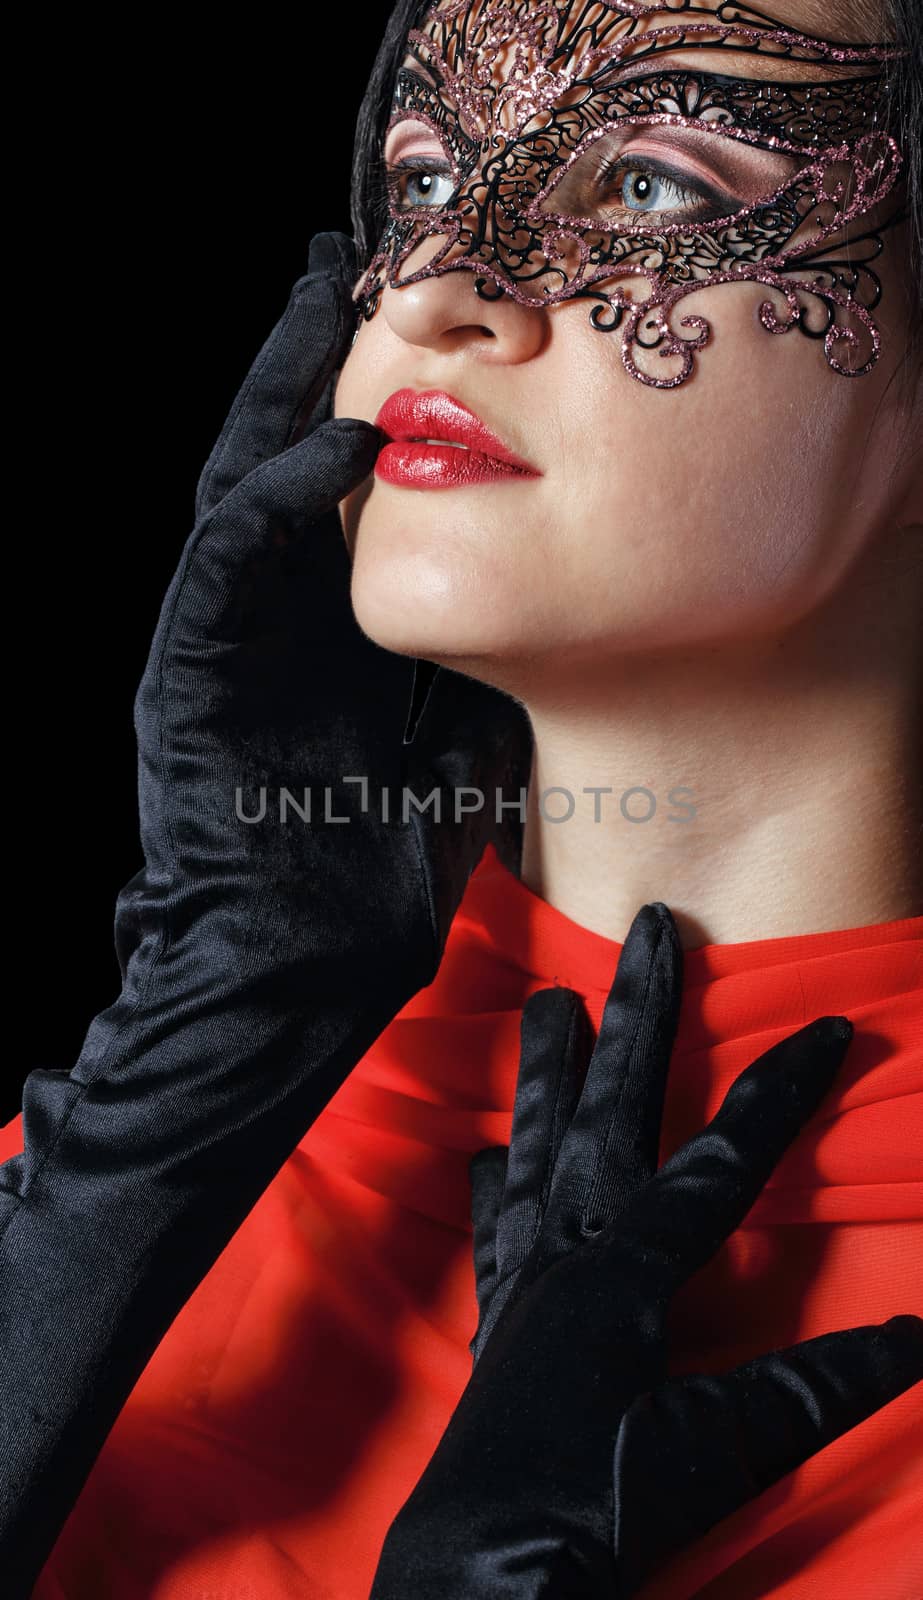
0, 230, 531, 1593
369, 901, 923, 1599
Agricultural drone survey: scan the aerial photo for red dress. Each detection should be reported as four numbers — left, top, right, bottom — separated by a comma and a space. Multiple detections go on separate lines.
3, 844, 921, 1599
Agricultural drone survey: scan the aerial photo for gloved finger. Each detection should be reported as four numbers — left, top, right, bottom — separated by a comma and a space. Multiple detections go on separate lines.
493, 987, 591, 1281
611, 1312, 923, 1597
194, 231, 364, 523
138, 418, 380, 680
468, 1146, 508, 1353
542, 903, 682, 1252
184, 416, 381, 622
239, 414, 382, 529
615, 1015, 853, 1296
308, 230, 360, 285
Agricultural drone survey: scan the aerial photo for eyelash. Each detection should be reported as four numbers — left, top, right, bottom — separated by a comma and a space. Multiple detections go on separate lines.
383, 156, 455, 210
593, 151, 731, 216
382, 150, 737, 219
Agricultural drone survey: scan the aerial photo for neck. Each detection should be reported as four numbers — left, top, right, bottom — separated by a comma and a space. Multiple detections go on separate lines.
516, 522, 923, 951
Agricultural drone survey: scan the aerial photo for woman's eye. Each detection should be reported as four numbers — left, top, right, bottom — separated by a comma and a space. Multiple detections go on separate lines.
540, 135, 797, 229
384, 159, 456, 211
563, 150, 735, 225
611, 163, 699, 214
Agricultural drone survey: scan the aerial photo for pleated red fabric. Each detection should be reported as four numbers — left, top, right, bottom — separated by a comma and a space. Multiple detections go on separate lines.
4, 844, 921, 1599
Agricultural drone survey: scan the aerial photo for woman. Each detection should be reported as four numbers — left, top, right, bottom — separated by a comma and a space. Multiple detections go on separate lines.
2, 0, 921, 1595
337, 4, 923, 1594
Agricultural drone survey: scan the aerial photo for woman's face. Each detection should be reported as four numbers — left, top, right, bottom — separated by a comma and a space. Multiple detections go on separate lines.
333, 0, 920, 694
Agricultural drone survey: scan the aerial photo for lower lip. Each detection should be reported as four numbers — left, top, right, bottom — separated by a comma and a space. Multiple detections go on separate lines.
375, 440, 538, 489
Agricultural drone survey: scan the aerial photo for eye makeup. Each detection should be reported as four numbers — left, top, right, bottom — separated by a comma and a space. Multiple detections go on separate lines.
535, 123, 799, 227
355, 0, 908, 388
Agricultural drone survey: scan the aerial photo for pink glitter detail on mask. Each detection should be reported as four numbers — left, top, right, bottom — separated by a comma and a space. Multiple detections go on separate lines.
355, 0, 907, 386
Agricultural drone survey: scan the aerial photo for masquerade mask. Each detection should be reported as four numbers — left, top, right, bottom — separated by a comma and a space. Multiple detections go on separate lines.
353, 0, 907, 386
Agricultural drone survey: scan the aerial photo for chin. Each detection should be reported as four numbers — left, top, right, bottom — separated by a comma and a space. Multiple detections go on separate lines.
350, 557, 467, 661
344, 497, 482, 638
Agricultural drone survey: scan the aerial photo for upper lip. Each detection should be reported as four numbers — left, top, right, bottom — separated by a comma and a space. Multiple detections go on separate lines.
374, 389, 541, 474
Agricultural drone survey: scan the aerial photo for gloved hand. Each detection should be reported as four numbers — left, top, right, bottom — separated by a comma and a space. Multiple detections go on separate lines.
0, 230, 532, 1593
369, 901, 923, 1599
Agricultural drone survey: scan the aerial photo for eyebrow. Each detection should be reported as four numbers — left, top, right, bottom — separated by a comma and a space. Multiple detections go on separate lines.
609, 49, 883, 86
397, 52, 440, 87
396, 43, 882, 108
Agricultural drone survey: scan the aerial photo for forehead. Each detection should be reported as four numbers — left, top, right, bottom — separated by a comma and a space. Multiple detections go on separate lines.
398, 0, 886, 87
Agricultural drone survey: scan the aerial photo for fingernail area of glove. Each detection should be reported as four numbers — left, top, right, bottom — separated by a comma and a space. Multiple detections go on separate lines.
784, 1017, 854, 1098
818, 1015, 853, 1047
333, 418, 387, 473
308, 230, 355, 280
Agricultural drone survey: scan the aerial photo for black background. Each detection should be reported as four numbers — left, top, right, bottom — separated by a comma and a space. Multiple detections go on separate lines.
7, 35, 385, 1118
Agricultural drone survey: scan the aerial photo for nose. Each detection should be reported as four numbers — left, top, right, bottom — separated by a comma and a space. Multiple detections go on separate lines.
376, 233, 549, 363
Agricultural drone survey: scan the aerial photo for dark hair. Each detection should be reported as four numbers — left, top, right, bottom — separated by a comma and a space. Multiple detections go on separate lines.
883, 0, 923, 335
350, 1, 923, 364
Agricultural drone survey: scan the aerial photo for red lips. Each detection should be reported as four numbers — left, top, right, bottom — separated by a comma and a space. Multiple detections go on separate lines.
373, 389, 541, 490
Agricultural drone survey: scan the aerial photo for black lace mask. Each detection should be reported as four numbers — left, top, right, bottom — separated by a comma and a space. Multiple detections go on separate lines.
353, 0, 907, 387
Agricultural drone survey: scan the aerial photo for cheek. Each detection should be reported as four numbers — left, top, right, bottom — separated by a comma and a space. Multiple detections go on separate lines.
326, 277, 904, 669
332, 332, 366, 424
551, 285, 880, 640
